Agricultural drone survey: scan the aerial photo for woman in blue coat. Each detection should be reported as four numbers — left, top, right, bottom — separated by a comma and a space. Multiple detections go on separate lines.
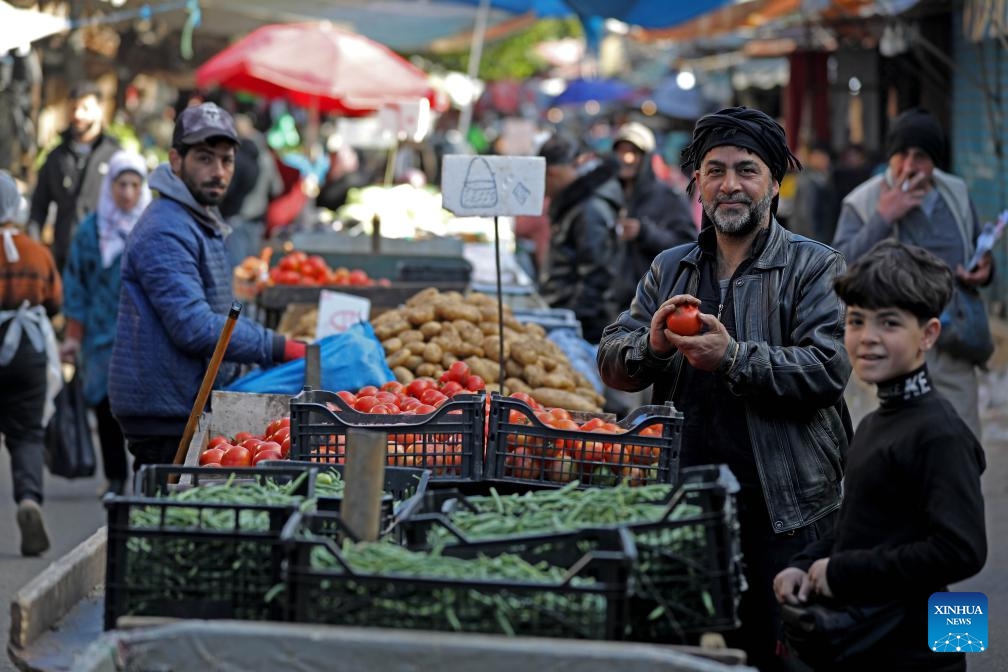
60, 151, 151, 496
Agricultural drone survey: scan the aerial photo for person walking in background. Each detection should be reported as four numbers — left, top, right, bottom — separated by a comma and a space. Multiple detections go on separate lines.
107, 103, 306, 473
0, 171, 61, 556
60, 151, 151, 497
538, 132, 622, 344
598, 107, 851, 671
610, 122, 697, 311
789, 139, 837, 243
832, 107, 993, 437
774, 241, 986, 671
29, 81, 121, 270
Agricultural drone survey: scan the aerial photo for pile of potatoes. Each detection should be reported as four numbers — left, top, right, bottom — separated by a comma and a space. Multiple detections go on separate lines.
373, 288, 606, 412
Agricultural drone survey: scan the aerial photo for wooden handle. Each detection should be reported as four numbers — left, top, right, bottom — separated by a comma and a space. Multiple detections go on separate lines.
169, 302, 242, 483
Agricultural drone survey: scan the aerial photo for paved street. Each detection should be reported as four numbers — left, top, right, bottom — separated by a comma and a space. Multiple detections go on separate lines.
1, 366, 1006, 671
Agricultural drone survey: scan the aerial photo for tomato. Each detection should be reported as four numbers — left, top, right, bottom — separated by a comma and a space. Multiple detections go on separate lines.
439, 380, 464, 397
348, 269, 369, 286
335, 390, 357, 406
357, 385, 380, 397
374, 391, 398, 405
208, 435, 231, 450
380, 380, 405, 394
368, 404, 397, 414
199, 447, 225, 465
412, 403, 437, 415
257, 440, 282, 455
398, 396, 422, 412
464, 374, 485, 391
220, 445, 253, 467
509, 391, 541, 409
664, 304, 702, 336
440, 360, 470, 384
280, 436, 291, 458
406, 378, 436, 399
270, 426, 291, 445
580, 417, 606, 432
233, 431, 257, 443
253, 448, 283, 466
420, 388, 448, 407
353, 395, 382, 412
241, 437, 263, 453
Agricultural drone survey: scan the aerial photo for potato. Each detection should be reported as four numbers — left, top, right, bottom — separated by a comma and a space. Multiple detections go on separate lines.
511, 345, 540, 366
405, 340, 428, 356
422, 342, 444, 364
415, 362, 441, 378
393, 366, 415, 384
504, 377, 532, 394
523, 363, 547, 388
405, 305, 436, 326
436, 302, 482, 324
481, 335, 510, 361
465, 356, 502, 383
381, 337, 403, 353
529, 387, 600, 412
540, 370, 576, 391
454, 321, 484, 346
478, 304, 501, 322
373, 318, 410, 341
523, 322, 546, 338
441, 353, 459, 369
505, 359, 525, 379
418, 321, 442, 339
478, 321, 499, 336
399, 329, 425, 344
405, 355, 423, 370
386, 349, 411, 368
405, 287, 440, 307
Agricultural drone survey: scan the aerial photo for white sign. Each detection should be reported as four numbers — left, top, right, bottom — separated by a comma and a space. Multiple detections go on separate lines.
441, 154, 545, 217
316, 290, 371, 340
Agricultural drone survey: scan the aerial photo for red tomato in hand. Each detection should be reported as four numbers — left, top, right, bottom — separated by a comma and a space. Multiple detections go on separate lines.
664, 304, 702, 336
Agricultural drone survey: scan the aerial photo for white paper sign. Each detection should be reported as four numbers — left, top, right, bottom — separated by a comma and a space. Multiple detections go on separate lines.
316, 290, 371, 340
441, 154, 545, 217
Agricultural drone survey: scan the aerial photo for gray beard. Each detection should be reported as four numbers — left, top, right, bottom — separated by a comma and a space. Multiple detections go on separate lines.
703, 189, 774, 237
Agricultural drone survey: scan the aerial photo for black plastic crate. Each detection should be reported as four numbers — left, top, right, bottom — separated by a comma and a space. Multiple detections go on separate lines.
289, 388, 485, 482
404, 466, 744, 641
104, 470, 311, 629
280, 510, 635, 640
485, 394, 682, 487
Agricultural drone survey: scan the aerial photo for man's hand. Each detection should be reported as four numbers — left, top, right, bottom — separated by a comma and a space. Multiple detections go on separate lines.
666, 311, 731, 372
806, 557, 833, 599
649, 294, 700, 357
877, 167, 927, 224
956, 251, 993, 287
773, 567, 810, 605
618, 216, 641, 241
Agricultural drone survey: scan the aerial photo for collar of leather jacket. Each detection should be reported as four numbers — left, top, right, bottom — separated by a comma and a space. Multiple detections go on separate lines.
687, 219, 789, 272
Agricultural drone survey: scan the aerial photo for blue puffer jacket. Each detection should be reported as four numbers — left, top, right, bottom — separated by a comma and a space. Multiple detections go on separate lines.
108, 164, 284, 437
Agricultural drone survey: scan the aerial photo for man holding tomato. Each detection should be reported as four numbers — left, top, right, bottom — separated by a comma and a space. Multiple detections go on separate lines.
108, 103, 306, 474
598, 107, 852, 671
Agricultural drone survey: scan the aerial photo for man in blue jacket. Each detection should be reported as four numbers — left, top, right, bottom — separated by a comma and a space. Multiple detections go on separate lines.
108, 103, 305, 471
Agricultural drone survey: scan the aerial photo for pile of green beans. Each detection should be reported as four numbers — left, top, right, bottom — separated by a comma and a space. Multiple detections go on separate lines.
302, 540, 606, 637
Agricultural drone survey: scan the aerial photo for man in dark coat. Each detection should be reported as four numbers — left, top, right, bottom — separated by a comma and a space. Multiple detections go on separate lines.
538, 133, 622, 344
611, 122, 696, 311
29, 81, 120, 270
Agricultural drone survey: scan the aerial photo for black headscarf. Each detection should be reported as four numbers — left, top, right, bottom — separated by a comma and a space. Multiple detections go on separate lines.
680, 107, 802, 200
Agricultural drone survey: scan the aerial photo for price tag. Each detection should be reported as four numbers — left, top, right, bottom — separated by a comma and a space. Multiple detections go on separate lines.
316, 290, 371, 340
441, 154, 545, 216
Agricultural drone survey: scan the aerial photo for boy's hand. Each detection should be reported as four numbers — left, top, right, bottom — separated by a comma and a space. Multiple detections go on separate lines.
773, 567, 810, 605
807, 557, 833, 598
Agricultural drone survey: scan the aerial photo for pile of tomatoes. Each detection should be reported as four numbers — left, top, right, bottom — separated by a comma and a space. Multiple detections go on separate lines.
198, 416, 291, 468
503, 392, 664, 484
267, 250, 390, 288
333, 361, 485, 416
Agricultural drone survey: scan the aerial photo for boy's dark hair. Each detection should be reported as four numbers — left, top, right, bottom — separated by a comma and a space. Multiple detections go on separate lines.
833, 240, 953, 321
68, 81, 102, 102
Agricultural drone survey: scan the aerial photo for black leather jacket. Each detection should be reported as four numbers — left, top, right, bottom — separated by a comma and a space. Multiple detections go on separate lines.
598, 220, 852, 532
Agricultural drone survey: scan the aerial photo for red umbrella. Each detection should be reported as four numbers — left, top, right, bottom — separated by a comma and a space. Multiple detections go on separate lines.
195, 22, 438, 116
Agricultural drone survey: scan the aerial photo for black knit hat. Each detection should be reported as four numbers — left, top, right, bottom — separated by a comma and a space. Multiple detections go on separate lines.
539, 132, 583, 166
885, 107, 946, 166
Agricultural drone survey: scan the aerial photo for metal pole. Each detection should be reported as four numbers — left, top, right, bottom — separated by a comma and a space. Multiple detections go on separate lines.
457, 0, 491, 139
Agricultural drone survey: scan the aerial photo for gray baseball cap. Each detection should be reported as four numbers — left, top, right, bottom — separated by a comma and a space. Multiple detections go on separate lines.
172, 102, 239, 147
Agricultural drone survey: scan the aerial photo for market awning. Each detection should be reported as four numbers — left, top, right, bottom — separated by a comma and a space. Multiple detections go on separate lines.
0, 1, 69, 53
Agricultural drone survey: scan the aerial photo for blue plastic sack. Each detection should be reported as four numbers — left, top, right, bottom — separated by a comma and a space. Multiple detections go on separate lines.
225, 322, 394, 394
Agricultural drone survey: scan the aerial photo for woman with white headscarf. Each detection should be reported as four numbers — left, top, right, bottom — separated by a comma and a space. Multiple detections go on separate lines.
61, 150, 151, 497
0, 170, 61, 556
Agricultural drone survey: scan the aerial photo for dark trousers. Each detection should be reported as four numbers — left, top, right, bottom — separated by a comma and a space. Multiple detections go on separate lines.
725, 491, 837, 672
94, 397, 127, 481
126, 435, 180, 475
0, 337, 46, 505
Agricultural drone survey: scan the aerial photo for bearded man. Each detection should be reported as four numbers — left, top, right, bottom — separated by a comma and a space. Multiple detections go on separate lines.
597, 107, 852, 671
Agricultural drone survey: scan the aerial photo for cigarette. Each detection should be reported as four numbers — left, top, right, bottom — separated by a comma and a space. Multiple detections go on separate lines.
901, 180, 910, 192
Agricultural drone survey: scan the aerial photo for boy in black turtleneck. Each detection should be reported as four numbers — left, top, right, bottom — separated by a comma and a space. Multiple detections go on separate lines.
773, 240, 986, 671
